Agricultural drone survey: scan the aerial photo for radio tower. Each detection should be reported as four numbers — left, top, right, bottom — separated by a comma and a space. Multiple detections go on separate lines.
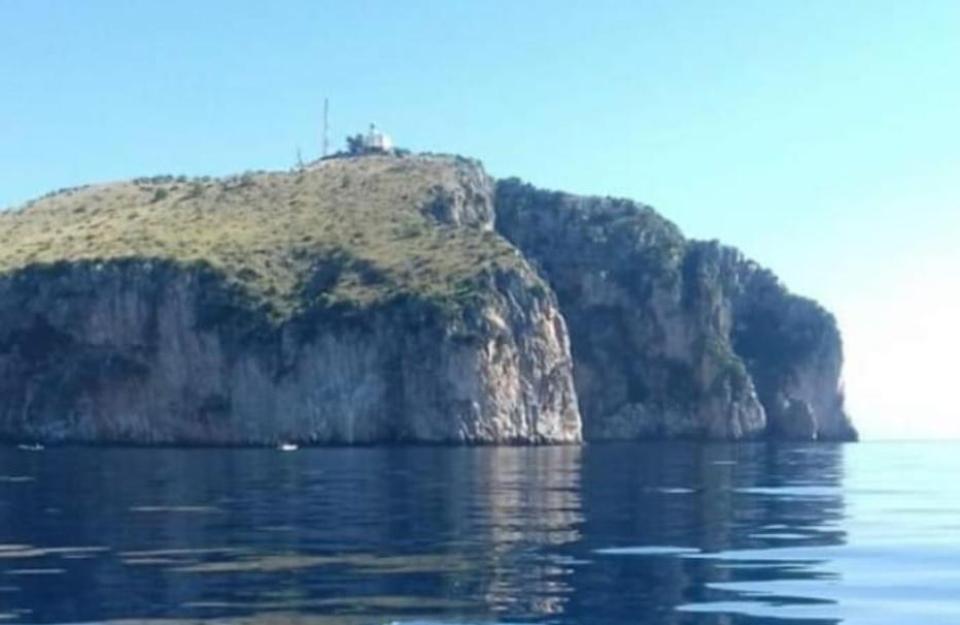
322, 97, 330, 158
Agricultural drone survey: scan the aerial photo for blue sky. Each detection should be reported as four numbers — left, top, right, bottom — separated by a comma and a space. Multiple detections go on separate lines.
1, 1, 958, 438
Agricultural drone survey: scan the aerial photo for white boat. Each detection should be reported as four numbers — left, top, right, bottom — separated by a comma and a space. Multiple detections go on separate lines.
278, 443, 299, 452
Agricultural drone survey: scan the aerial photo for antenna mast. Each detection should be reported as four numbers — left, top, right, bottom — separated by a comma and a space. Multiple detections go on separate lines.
322, 97, 329, 158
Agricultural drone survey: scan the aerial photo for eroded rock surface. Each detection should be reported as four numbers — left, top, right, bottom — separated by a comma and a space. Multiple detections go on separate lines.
0, 155, 855, 444
495, 180, 855, 441
0, 262, 581, 444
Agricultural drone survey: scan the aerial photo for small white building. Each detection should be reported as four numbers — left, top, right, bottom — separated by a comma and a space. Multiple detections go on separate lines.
361, 123, 393, 152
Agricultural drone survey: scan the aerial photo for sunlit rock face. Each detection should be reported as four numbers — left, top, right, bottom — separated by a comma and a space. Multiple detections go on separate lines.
0, 155, 854, 444
0, 156, 582, 445
0, 261, 581, 445
495, 180, 856, 441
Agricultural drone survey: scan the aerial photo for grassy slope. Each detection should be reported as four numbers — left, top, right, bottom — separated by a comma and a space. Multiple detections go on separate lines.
0, 155, 524, 318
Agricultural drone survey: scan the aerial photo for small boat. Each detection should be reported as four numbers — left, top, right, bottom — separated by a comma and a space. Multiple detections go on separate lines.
278, 443, 299, 452
17, 443, 44, 452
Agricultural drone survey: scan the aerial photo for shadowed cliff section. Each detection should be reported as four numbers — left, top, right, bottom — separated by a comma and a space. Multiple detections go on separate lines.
495, 178, 856, 441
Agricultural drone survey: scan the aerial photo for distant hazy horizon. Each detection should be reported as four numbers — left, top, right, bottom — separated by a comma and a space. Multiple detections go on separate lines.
2, 1, 957, 439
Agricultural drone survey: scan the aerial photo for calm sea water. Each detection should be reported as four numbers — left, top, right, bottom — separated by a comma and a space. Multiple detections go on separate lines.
0, 441, 957, 625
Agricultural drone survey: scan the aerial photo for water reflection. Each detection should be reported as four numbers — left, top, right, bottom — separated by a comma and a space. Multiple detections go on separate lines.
576, 443, 847, 625
0, 443, 851, 624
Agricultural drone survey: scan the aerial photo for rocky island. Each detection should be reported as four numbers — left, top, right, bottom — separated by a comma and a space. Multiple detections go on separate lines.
0, 154, 856, 444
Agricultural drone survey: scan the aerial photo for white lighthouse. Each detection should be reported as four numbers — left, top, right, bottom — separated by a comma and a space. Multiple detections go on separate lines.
361, 123, 393, 152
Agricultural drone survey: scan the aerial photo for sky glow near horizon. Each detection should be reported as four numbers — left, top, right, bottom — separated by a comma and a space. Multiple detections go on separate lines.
1, 1, 957, 439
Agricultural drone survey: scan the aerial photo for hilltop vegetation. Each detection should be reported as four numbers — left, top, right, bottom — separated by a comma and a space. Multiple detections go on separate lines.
0, 155, 524, 319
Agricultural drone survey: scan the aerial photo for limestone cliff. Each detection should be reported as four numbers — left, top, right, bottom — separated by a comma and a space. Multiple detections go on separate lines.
0, 154, 855, 443
495, 179, 856, 441
0, 157, 580, 444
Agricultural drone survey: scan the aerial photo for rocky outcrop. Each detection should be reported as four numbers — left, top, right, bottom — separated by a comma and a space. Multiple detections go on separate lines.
495, 179, 856, 441
422, 155, 496, 229
0, 155, 855, 444
691, 242, 856, 441
0, 261, 581, 445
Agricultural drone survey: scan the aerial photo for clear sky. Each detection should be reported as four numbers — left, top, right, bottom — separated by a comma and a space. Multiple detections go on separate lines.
1, 1, 958, 439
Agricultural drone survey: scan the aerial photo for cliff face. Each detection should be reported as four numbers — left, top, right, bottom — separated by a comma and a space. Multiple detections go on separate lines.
703, 243, 855, 441
495, 180, 856, 441
0, 157, 581, 444
0, 155, 855, 444
0, 262, 581, 446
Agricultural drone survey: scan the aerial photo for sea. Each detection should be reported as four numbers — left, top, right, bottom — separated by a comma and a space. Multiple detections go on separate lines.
0, 441, 957, 625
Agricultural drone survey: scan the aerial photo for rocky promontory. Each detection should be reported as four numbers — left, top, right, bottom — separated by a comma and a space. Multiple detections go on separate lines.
0, 154, 856, 444
496, 181, 855, 441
